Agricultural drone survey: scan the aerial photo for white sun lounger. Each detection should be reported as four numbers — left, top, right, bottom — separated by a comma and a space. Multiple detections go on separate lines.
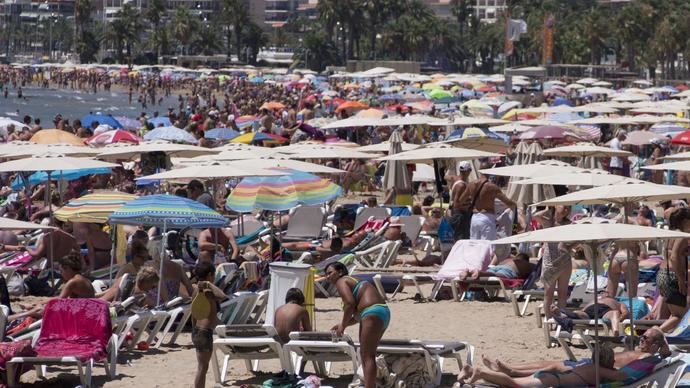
211, 324, 289, 383
373, 339, 474, 386
283, 331, 360, 377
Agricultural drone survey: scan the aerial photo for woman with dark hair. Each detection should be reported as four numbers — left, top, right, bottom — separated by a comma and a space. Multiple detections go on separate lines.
657, 207, 690, 331
325, 262, 389, 388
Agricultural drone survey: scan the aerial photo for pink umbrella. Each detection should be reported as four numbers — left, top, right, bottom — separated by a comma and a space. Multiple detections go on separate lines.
86, 129, 140, 146
519, 125, 581, 140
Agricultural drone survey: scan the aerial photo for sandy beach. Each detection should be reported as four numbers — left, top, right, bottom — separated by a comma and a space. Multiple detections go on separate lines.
16, 281, 589, 387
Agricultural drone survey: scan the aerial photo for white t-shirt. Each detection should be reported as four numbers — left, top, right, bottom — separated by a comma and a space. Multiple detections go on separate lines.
610, 137, 623, 168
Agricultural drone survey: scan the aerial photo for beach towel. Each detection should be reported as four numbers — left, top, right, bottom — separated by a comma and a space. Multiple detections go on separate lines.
34, 299, 112, 362
599, 355, 661, 387
434, 240, 493, 281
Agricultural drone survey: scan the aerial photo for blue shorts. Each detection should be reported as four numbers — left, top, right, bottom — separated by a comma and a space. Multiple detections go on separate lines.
360, 304, 390, 330
487, 265, 518, 279
563, 358, 592, 368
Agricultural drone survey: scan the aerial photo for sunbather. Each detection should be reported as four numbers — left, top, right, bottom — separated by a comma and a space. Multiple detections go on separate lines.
274, 288, 312, 343
9, 253, 95, 321
198, 227, 239, 264
481, 326, 670, 377
550, 293, 629, 336
98, 241, 150, 302
281, 237, 343, 262
457, 253, 533, 281
657, 207, 690, 332
459, 345, 627, 387
326, 262, 389, 388
25, 220, 79, 268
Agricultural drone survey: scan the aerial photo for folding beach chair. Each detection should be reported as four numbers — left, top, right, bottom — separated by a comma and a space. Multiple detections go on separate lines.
374, 339, 474, 386
282, 206, 328, 241
211, 324, 289, 383
7, 299, 117, 388
354, 207, 390, 231
283, 331, 360, 377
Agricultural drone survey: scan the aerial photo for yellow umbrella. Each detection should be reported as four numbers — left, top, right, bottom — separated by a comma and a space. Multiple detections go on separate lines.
305, 267, 316, 328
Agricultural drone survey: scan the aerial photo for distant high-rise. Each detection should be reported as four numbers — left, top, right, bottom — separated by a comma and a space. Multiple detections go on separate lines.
474, 0, 507, 22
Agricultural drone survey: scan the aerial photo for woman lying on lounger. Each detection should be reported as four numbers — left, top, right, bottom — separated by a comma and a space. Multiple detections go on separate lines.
459, 345, 655, 387
326, 262, 390, 388
480, 326, 670, 377
550, 292, 629, 336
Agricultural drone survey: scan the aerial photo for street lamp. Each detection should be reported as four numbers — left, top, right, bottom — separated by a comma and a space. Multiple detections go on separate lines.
374, 33, 381, 61
49, 12, 55, 61
298, 37, 307, 68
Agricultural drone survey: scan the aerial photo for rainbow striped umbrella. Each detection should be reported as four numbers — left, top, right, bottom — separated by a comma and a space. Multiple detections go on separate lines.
231, 132, 289, 145
109, 194, 227, 228
226, 168, 343, 212
55, 191, 138, 223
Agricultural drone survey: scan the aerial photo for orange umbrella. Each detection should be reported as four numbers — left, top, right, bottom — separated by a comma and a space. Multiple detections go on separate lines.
355, 108, 385, 119
335, 101, 369, 113
30, 129, 85, 146
259, 101, 286, 111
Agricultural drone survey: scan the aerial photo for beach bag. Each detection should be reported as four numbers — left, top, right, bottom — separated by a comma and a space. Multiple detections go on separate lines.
6, 273, 25, 297
24, 274, 52, 297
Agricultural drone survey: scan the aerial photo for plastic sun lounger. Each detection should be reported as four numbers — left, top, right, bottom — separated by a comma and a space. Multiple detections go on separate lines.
283, 331, 360, 377
7, 299, 118, 388
373, 339, 474, 386
616, 354, 685, 388
282, 206, 328, 241
211, 324, 289, 383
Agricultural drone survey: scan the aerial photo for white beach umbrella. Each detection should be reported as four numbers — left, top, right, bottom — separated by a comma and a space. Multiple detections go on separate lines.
289, 146, 380, 160
515, 169, 638, 186
135, 163, 285, 181
480, 159, 582, 178
226, 158, 345, 174
358, 141, 420, 153
543, 143, 633, 159
377, 143, 500, 163
97, 141, 219, 161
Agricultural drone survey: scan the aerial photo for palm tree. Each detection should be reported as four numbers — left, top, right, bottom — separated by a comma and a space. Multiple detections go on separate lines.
146, 0, 166, 61
170, 6, 199, 55
107, 3, 142, 66
220, 0, 249, 61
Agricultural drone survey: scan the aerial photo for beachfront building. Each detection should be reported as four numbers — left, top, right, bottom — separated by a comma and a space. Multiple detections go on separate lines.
474, 0, 507, 23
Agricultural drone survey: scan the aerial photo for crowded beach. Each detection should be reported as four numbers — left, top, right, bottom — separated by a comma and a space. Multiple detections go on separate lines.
0, 64, 688, 387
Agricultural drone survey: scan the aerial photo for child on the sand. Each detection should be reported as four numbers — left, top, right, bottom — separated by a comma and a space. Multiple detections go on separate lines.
191, 262, 227, 388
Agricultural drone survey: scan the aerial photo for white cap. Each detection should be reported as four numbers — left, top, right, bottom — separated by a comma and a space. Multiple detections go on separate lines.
458, 161, 472, 172
228, 114, 235, 122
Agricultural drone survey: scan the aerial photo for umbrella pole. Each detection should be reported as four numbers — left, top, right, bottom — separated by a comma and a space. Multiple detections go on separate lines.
109, 227, 115, 282
433, 160, 443, 210
46, 171, 55, 289
622, 202, 635, 350
584, 242, 601, 388
157, 220, 167, 305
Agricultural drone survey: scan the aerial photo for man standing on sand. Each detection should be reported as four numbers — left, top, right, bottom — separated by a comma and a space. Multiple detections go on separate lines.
274, 288, 312, 343
449, 161, 473, 240
458, 174, 516, 241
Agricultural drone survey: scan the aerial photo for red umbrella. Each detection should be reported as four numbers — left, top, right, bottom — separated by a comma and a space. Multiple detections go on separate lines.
671, 130, 690, 145
676, 84, 689, 92
86, 129, 140, 146
519, 125, 581, 140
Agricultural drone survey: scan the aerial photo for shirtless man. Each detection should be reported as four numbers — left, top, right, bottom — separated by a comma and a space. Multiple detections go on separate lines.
274, 288, 312, 342
198, 227, 239, 264
458, 253, 534, 281
551, 293, 629, 336
480, 326, 670, 377
58, 254, 95, 298
449, 161, 472, 240
10, 253, 95, 320
458, 174, 516, 241
26, 221, 80, 266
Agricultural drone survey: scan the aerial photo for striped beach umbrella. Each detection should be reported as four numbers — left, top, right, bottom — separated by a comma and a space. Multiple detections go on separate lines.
226, 168, 343, 212
55, 192, 138, 223
109, 194, 227, 228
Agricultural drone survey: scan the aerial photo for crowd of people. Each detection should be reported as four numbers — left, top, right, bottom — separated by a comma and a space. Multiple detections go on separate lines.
0, 63, 689, 387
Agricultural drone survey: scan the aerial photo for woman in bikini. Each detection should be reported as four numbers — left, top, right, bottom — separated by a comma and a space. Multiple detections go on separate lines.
325, 262, 390, 388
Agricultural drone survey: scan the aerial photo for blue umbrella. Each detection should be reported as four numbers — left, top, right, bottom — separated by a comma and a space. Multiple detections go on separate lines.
82, 114, 122, 129
379, 94, 403, 102
447, 127, 502, 141
11, 168, 111, 190
114, 116, 142, 130
250, 76, 264, 84
109, 194, 227, 228
109, 194, 227, 302
551, 97, 573, 107
143, 126, 197, 144
205, 127, 240, 141
148, 116, 172, 127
